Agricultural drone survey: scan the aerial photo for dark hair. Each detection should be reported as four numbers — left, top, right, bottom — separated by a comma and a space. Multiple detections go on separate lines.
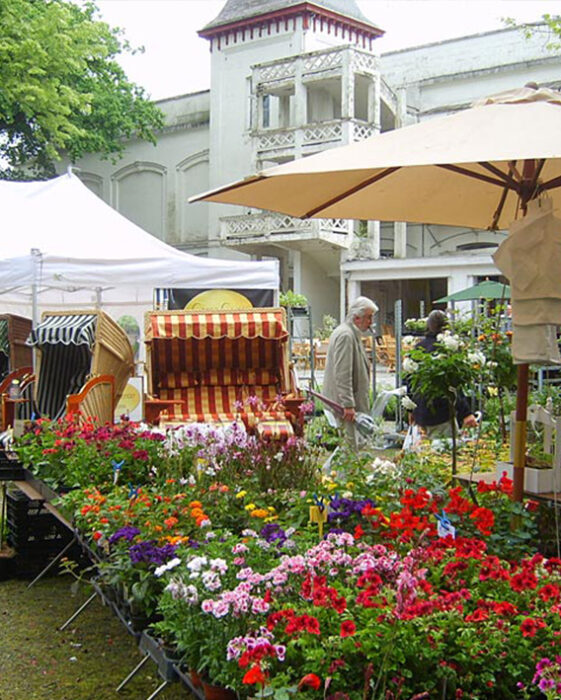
427, 310, 447, 334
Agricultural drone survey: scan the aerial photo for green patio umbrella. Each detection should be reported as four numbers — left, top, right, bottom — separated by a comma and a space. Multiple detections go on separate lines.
434, 279, 510, 303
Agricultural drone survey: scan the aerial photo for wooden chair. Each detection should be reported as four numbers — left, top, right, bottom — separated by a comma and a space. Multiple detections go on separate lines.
376, 335, 396, 370
314, 341, 329, 370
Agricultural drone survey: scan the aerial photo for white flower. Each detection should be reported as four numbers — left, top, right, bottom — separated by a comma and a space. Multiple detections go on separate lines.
468, 351, 486, 367
154, 557, 181, 577
401, 395, 417, 411
370, 457, 398, 476
202, 570, 222, 591
187, 555, 208, 573
402, 357, 419, 373
437, 330, 461, 352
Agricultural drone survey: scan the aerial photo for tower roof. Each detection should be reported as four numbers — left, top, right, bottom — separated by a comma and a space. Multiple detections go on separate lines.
200, 0, 383, 39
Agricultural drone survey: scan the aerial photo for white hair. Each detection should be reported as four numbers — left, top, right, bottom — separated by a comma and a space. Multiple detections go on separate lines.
346, 296, 378, 322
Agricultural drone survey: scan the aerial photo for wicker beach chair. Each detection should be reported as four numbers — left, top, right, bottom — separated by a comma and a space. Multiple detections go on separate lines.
0, 314, 33, 381
21, 310, 135, 426
144, 307, 305, 439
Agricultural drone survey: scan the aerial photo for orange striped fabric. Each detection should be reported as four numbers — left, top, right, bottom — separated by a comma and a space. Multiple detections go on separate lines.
148, 310, 288, 341
256, 420, 294, 441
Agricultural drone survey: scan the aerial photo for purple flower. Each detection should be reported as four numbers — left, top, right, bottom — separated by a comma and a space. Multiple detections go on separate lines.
260, 523, 288, 546
128, 540, 178, 565
109, 526, 141, 544
328, 496, 375, 523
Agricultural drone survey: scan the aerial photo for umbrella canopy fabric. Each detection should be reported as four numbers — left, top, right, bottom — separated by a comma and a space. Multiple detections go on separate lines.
434, 280, 511, 303
193, 86, 561, 231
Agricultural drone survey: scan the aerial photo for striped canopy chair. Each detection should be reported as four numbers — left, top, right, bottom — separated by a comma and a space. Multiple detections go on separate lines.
22, 310, 134, 426
144, 308, 305, 440
0, 314, 33, 380
0, 314, 34, 431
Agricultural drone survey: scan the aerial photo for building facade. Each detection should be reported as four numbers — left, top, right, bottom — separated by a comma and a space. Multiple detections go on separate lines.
65, 0, 561, 327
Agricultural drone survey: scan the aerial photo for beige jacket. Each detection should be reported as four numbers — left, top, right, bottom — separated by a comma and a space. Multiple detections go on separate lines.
322, 320, 370, 413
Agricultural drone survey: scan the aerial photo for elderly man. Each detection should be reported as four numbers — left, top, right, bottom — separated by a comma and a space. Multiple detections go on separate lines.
323, 296, 378, 449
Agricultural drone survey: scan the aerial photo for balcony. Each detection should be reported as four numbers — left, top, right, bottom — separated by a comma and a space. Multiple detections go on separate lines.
219, 213, 352, 252
254, 118, 375, 161
253, 45, 379, 86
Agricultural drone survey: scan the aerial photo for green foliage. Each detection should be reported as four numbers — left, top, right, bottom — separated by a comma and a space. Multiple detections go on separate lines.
314, 314, 337, 340
279, 290, 308, 308
0, 0, 164, 178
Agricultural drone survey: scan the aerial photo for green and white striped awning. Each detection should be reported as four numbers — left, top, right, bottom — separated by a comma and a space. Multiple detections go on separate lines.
26, 314, 98, 348
0, 318, 8, 357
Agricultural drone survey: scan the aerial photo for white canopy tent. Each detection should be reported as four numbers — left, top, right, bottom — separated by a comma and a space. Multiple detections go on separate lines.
0, 172, 279, 323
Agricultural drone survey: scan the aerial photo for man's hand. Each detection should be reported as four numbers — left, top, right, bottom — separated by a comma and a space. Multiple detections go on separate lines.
342, 407, 356, 422
462, 414, 478, 428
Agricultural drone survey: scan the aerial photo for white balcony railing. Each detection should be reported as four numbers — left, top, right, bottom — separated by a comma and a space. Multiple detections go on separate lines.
220, 213, 352, 248
253, 45, 379, 86
255, 118, 374, 157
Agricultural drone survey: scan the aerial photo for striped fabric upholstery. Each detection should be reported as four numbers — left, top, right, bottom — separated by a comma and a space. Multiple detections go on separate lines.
199, 368, 278, 386
27, 314, 97, 348
35, 344, 91, 420
149, 310, 288, 341
159, 386, 240, 424
256, 420, 294, 441
146, 309, 293, 433
0, 318, 9, 357
152, 338, 282, 388
164, 372, 200, 388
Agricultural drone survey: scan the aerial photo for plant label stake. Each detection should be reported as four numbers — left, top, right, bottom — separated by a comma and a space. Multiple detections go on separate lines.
309, 495, 328, 539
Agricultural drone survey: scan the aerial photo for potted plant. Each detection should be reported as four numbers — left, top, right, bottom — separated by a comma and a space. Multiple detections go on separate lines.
279, 290, 308, 315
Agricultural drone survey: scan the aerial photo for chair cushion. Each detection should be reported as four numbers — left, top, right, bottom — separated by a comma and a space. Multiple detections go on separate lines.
256, 420, 294, 441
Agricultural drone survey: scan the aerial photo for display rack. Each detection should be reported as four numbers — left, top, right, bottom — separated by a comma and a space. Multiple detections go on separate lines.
286, 305, 315, 389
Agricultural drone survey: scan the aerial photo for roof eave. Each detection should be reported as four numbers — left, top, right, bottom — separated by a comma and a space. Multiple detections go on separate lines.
198, 2, 384, 41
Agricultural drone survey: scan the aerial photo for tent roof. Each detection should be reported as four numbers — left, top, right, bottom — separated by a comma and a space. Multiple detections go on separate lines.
0, 173, 278, 314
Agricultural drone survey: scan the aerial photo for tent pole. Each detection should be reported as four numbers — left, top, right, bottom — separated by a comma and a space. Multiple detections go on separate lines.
31, 248, 41, 327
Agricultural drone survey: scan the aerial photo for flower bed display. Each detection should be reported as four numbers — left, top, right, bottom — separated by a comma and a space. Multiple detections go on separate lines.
11, 414, 561, 699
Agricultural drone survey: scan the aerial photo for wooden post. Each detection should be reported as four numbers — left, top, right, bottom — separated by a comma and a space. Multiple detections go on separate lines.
512, 363, 529, 502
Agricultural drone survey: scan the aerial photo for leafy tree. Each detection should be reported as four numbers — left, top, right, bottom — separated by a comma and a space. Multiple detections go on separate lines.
0, 0, 164, 178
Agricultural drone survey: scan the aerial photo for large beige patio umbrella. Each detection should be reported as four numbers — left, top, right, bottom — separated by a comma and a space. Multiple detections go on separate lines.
193, 85, 561, 501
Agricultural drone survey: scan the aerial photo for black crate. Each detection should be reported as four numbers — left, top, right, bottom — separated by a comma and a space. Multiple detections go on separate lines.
0, 452, 25, 481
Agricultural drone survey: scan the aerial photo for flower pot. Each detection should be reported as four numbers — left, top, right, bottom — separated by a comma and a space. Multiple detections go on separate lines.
202, 680, 238, 700
190, 668, 203, 689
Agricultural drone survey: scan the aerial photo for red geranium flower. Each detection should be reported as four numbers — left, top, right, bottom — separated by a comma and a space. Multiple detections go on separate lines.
520, 617, 546, 637
298, 673, 321, 690
242, 664, 267, 686
340, 620, 356, 637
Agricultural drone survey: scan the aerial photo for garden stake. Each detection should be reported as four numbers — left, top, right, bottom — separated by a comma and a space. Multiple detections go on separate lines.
309, 499, 327, 540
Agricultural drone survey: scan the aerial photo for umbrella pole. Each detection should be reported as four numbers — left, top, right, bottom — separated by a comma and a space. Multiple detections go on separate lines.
512, 364, 529, 502
511, 160, 537, 502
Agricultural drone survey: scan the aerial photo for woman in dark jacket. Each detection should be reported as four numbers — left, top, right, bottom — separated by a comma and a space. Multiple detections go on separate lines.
409, 310, 477, 438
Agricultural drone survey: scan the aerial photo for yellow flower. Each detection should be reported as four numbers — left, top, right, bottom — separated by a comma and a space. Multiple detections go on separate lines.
245, 503, 256, 511
267, 506, 276, 513
488, 386, 499, 397
236, 490, 247, 499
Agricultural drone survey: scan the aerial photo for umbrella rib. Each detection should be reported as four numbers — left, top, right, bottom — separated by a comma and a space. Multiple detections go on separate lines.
303, 167, 400, 217
478, 162, 520, 189
437, 164, 516, 190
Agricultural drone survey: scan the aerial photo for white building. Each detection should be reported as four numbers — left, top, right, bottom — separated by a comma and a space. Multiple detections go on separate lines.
66, 0, 561, 327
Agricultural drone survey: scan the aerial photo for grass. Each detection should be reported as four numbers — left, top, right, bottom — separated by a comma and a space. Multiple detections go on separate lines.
0, 573, 192, 699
